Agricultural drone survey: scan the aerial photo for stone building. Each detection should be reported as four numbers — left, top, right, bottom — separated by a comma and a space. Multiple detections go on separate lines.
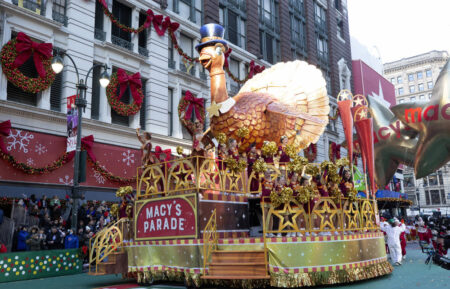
0, 0, 353, 199
383, 50, 450, 212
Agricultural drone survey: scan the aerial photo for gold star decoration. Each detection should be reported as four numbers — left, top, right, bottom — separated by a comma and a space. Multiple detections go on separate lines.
207, 101, 222, 119
172, 161, 195, 191
313, 200, 338, 231
270, 203, 306, 232
337, 89, 353, 101
143, 167, 164, 195
344, 202, 360, 230
391, 60, 450, 178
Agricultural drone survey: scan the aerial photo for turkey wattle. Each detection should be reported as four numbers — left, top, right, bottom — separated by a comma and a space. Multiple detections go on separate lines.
199, 43, 330, 153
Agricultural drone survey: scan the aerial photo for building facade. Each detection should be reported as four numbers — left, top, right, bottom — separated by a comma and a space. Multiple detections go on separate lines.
383, 50, 450, 212
0, 0, 352, 200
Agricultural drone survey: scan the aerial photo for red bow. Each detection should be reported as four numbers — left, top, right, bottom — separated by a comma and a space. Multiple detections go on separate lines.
13, 32, 53, 78
248, 60, 265, 79
81, 135, 96, 162
223, 48, 232, 68
117, 69, 143, 105
184, 91, 204, 121
0, 120, 11, 153
154, 146, 172, 163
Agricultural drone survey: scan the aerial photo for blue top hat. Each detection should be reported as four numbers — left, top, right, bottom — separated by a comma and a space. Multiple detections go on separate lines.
195, 23, 229, 53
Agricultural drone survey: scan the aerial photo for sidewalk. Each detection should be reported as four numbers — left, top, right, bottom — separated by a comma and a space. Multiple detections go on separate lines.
0, 242, 447, 289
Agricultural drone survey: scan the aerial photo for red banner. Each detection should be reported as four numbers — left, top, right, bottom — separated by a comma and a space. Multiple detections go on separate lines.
135, 195, 197, 240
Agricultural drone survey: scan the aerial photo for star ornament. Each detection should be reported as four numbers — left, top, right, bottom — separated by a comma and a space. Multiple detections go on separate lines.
353, 94, 368, 107
367, 96, 418, 187
207, 101, 222, 119
391, 60, 450, 178
337, 89, 353, 101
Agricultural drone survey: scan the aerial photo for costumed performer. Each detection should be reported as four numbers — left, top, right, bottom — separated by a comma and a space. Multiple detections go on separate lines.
261, 170, 275, 237
381, 219, 406, 266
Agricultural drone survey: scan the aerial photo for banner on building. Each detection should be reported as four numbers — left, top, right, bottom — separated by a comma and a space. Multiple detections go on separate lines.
135, 194, 197, 240
66, 95, 77, 152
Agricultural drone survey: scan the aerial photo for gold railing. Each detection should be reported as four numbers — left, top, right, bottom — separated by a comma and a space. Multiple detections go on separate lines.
202, 209, 218, 274
136, 156, 311, 199
88, 218, 129, 274
262, 197, 378, 236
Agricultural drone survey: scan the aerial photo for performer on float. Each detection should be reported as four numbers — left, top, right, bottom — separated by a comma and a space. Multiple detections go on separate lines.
380, 219, 406, 266
228, 137, 240, 161
274, 175, 287, 237
261, 170, 275, 237
278, 135, 290, 174
217, 142, 228, 173
339, 168, 353, 198
262, 141, 274, 164
247, 143, 260, 192
289, 172, 304, 237
136, 128, 156, 166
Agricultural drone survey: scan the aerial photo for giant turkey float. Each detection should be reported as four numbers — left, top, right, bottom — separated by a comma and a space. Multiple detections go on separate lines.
87, 24, 392, 288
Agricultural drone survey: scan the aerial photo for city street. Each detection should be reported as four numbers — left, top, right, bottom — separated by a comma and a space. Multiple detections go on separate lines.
0, 243, 447, 289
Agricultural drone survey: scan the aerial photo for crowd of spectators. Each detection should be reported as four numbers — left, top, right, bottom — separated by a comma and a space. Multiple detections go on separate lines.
9, 194, 116, 253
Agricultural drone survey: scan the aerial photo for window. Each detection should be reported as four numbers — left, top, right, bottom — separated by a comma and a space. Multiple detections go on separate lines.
91, 63, 102, 120
440, 189, 446, 205
426, 69, 432, 78
52, 0, 67, 26
425, 190, 430, 205
173, 0, 203, 24
438, 171, 444, 185
398, 87, 404, 95
314, 2, 327, 33
404, 174, 414, 187
417, 71, 423, 79
290, 1, 306, 57
423, 177, 428, 187
138, 12, 148, 55
168, 37, 175, 69
337, 19, 344, 39
419, 94, 425, 100
408, 73, 414, 82
219, 2, 247, 49
13, 0, 44, 15
179, 34, 195, 75
94, 0, 105, 40
259, 0, 280, 64
427, 81, 433, 89
168, 88, 173, 136
111, 0, 132, 50
409, 85, 415, 93
397, 76, 402, 84
334, 0, 341, 10
398, 99, 405, 104
418, 83, 424, 91
428, 173, 438, 186
428, 93, 432, 99
410, 96, 416, 101
390, 78, 395, 84
430, 190, 441, 205
111, 68, 130, 126
50, 49, 64, 112
139, 79, 147, 129
317, 36, 328, 65
229, 58, 240, 95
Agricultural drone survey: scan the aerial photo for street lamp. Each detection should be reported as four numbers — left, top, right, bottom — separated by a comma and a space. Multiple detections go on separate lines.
52, 51, 110, 231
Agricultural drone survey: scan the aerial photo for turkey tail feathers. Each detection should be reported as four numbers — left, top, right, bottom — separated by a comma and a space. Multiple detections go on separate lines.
239, 60, 329, 151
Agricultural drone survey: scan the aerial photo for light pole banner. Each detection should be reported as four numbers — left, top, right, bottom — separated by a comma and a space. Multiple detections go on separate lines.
66, 95, 78, 152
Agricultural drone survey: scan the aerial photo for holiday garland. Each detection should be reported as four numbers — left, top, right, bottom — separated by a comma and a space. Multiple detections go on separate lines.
106, 70, 143, 116
99, 0, 151, 34
0, 151, 72, 175
1, 36, 55, 94
304, 143, 317, 162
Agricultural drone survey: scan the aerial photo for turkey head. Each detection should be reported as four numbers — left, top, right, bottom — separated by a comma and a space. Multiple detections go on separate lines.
199, 43, 226, 73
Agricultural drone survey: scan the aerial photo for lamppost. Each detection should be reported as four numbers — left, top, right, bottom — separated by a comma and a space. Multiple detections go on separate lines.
51, 52, 110, 231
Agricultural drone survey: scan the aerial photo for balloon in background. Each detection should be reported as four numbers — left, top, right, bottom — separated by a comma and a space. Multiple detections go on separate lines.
366, 96, 418, 188
391, 60, 450, 178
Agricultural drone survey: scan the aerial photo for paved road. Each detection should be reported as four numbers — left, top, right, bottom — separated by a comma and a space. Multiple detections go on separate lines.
0, 243, 447, 289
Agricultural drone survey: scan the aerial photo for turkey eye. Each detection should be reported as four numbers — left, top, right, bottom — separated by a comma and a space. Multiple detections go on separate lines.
215, 46, 222, 55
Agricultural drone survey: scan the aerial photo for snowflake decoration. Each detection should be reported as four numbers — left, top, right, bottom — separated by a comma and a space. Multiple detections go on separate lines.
94, 171, 105, 184
59, 175, 73, 186
122, 150, 135, 166
7, 130, 34, 153
27, 158, 34, 166
34, 143, 47, 155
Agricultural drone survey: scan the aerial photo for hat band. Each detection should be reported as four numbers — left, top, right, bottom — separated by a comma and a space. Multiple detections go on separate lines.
200, 36, 223, 44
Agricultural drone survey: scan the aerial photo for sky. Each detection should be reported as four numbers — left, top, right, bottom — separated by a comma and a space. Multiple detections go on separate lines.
347, 0, 450, 63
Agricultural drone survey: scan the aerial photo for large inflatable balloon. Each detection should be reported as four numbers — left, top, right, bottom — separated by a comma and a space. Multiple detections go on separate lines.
366, 96, 418, 187
391, 60, 450, 178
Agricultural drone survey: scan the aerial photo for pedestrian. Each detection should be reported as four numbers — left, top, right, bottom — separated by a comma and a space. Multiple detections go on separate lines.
381, 219, 405, 266
64, 229, 79, 249
46, 226, 61, 250
16, 226, 29, 251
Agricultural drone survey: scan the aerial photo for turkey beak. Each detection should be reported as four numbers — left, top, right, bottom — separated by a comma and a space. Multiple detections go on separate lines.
199, 53, 212, 69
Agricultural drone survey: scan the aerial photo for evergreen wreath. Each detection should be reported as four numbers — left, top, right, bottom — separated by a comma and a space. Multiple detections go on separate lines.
106, 71, 143, 116
177, 91, 205, 133
1, 38, 55, 93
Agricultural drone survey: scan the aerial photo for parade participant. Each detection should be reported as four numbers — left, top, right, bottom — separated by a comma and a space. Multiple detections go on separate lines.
400, 219, 408, 259
274, 176, 287, 237
261, 171, 275, 237
381, 219, 405, 265
417, 217, 429, 243
136, 127, 156, 166
228, 137, 240, 161
217, 143, 228, 171
278, 135, 290, 173
339, 169, 353, 198
247, 143, 260, 192
262, 141, 274, 164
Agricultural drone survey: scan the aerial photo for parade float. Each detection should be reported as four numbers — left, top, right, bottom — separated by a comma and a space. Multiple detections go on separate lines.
86, 24, 392, 288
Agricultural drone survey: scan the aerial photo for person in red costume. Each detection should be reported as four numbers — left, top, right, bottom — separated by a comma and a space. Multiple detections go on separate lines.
278, 135, 290, 173
339, 169, 353, 198
262, 141, 274, 164
399, 219, 407, 259
246, 143, 260, 192
261, 171, 275, 237
228, 138, 240, 161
